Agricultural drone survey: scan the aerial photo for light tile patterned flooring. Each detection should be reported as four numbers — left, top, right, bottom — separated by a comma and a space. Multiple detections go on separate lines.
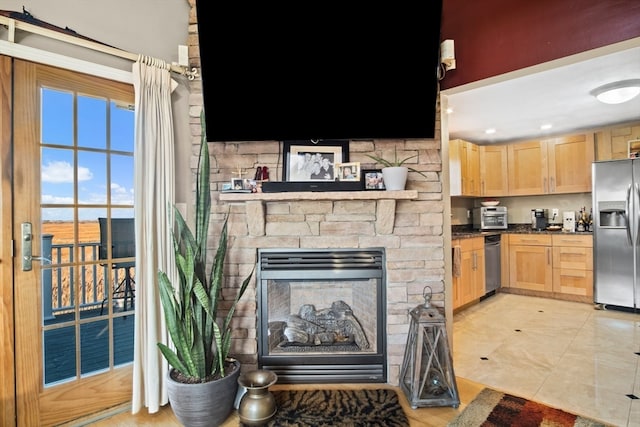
453, 292, 640, 426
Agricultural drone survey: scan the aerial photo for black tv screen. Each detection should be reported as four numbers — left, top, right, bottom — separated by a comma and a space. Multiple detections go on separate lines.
195, 3, 443, 142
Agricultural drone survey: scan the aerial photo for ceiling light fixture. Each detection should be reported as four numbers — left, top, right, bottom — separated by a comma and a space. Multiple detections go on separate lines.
485, 128, 496, 134
591, 79, 640, 104
540, 123, 553, 130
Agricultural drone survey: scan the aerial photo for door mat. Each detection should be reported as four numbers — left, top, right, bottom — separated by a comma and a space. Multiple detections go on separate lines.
258, 389, 409, 427
447, 387, 614, 426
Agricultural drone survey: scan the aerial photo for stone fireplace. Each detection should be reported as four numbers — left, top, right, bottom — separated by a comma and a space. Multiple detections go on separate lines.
257, 248, 386, 383
211, 189, 446, 386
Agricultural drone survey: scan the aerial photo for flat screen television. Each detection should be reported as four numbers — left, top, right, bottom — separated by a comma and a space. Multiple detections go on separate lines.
195, 3, 443, 142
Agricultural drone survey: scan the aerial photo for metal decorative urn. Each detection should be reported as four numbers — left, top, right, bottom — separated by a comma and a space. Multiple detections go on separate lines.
237, 369, 278, 426
399, 286, 460, 409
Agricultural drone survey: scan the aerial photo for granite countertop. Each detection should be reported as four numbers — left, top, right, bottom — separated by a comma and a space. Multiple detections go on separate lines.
451, 224, 593, 239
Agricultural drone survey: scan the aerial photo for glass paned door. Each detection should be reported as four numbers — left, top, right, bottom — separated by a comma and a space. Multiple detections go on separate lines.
41, 88, 136, 384
13, 60, 136, 426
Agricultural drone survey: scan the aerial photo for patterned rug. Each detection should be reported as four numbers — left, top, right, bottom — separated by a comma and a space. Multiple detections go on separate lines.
448, 388, 613, 426
261, 389, 409, 427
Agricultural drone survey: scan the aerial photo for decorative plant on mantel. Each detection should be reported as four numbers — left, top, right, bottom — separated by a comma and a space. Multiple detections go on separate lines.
366, 146, 428, 190
157, 112, 253, 384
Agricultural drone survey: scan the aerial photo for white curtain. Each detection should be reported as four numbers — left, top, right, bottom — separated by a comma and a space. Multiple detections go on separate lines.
131, 55, 177, 414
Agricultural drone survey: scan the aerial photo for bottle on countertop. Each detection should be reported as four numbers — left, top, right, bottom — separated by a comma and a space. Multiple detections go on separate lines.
577, 207, 585, 232
588, 208, 593, 232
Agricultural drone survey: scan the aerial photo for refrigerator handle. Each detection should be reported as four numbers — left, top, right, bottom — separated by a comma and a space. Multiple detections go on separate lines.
627, 183, 633, 245
636, 183, 640, 246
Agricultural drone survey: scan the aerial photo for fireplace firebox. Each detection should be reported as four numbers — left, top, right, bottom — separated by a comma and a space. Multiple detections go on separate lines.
257, 248, 386, 383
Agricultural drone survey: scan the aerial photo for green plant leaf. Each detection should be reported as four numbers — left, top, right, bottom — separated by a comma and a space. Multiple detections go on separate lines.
157, 110, 255, 381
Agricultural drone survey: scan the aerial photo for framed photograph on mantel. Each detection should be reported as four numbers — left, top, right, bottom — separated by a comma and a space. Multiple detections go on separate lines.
363, 169, 385, 190
336, 162, 361, 182
283, 140, 349, 181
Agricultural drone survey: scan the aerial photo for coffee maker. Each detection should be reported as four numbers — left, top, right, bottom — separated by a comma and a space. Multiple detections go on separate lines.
531, 209, 548, 230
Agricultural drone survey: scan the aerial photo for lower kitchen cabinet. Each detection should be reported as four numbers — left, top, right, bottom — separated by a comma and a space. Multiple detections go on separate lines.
508, 234, 553, 292
506, 233, 593, 298
452, 237, 485, 309
552, 234, 593, 297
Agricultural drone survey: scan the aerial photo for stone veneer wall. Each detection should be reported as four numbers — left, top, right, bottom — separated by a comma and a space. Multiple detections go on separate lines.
186, 0, 445, 385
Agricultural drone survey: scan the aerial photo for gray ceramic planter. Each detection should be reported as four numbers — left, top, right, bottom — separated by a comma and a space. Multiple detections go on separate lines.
167, 360, 241, 427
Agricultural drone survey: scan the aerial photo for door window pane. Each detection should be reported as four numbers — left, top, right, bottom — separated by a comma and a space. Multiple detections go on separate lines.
41, 88, 73, 146
78, 96, 107, 149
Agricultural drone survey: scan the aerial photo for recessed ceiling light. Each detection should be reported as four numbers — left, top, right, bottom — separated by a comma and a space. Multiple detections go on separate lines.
445, 107, 454, 114
485, 128, 496, 134
591, 79, 640, 104
540, 124, 553, 130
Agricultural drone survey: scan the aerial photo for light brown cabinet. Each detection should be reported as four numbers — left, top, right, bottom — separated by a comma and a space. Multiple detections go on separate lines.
479, 144, 509, 196
552, 234, 593, 297
547, 134, 594, 193
508, 234, 553, 292
452, 237, 485, 309
595, 121, 640, 160
507, 233, 593, 297
507, 134, 594, 195
450, 139, 480, 196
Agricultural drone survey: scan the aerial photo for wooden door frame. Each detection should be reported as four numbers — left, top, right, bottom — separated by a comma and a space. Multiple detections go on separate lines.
0, 54, 16, 427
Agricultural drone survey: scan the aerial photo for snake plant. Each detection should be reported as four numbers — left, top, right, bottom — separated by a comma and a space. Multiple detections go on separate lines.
157, 112, 253, 382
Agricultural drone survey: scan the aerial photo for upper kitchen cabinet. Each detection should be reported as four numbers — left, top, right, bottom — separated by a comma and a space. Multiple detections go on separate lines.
450, 138, 480, 196
547, 134, 594, 193
479, 144, 509, 196
507, 140, 548, 195
508, 134, 594, 195
595, 121, 640, 160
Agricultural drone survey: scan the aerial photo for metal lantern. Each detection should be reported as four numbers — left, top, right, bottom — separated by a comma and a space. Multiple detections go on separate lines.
400, 286, 460, 409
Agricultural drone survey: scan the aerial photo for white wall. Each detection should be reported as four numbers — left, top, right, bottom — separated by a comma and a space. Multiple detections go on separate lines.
2, 0, 192, 204
451, 193, 593, 226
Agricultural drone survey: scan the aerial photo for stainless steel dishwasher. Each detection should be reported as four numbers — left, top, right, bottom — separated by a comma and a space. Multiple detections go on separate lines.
484, 235, 501, 295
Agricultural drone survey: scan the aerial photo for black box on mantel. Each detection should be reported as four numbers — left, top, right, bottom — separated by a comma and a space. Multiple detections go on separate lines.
262, 181, 363, 192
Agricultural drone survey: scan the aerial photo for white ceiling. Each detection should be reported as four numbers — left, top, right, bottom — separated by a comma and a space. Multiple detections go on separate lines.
442, 38, 640, 145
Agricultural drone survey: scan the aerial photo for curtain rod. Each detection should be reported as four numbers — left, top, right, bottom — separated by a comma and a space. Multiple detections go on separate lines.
0, 15, 198, 80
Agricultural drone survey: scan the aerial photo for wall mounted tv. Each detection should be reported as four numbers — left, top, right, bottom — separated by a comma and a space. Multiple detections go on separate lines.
195, 3, 443, 142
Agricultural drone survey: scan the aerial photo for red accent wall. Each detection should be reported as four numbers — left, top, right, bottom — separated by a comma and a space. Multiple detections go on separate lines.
440, 0, 640, 89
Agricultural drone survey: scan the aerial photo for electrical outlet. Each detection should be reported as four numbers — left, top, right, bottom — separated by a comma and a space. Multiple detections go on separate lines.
467, 209, 471, 219
552, 208, 559, 218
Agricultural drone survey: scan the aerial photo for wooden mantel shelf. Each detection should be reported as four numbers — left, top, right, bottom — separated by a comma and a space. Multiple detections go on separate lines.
218, 190, 418, 236
218, 190, 418, 202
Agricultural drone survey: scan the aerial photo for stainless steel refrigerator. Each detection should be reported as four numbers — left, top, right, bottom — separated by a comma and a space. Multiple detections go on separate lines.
593, 159, 640, 309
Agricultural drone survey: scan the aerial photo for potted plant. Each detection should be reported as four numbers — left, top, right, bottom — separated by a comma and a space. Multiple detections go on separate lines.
157, 113, 253, 427
366, 147, 427, 190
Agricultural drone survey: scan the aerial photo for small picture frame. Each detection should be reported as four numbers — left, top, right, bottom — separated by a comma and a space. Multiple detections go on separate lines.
335, 162, 361, 182
363, 169, 385, 190
228, 178, 257, 192
231, 178, 245, 190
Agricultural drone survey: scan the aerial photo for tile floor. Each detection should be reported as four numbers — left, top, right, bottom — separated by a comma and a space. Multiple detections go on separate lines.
453, 292, 640, 426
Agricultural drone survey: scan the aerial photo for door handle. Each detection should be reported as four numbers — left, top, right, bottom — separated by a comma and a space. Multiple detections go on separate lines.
21, 222, 49, 271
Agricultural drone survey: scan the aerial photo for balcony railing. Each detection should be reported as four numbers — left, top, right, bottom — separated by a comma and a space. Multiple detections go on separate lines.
42, 235, 133, 319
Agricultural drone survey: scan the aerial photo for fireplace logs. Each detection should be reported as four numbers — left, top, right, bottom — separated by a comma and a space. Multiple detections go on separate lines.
279, 301, 370, 349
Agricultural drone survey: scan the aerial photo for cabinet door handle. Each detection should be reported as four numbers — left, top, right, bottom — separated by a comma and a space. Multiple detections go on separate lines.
550, 176, 555, 192
547, 247, 551, 265
544, 177, 547, 193
473, 252, 477, 270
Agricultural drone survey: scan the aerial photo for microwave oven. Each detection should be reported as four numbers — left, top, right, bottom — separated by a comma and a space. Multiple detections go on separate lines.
473, 206, 508, 230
